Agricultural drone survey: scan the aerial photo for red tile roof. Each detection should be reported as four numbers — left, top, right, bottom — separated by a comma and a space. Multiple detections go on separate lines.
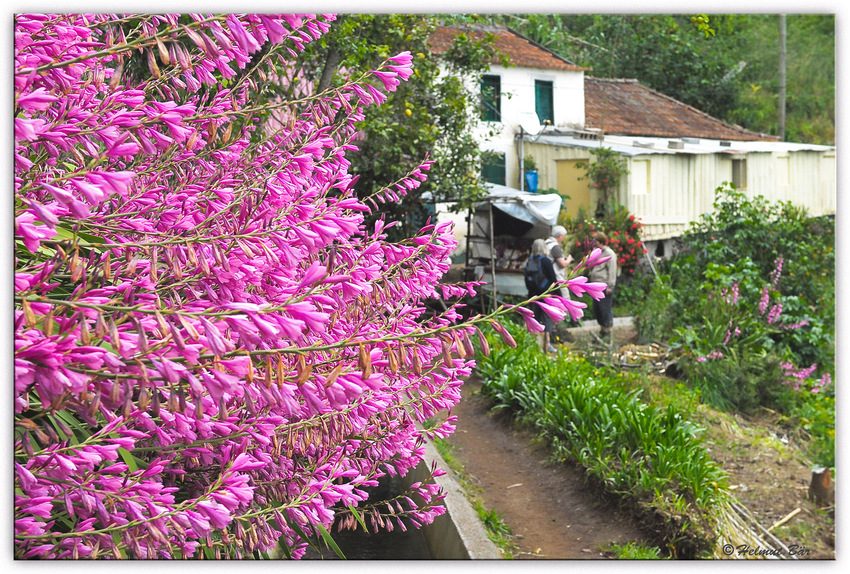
585, 77, 779, 141
430, 25, 586, 72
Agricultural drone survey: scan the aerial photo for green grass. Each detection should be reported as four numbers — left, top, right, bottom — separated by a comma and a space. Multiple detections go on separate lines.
433, 437, 517, 558
606, 541, 664, 559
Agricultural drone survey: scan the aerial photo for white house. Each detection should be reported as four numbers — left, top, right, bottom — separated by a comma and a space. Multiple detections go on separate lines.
430, 26, 836, 258
429, 25, 587, 189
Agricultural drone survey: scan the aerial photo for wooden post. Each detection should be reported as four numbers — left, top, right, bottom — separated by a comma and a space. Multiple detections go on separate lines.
464, 206, 472, 272
808, 467, 834, 506
519, 127, 525, 191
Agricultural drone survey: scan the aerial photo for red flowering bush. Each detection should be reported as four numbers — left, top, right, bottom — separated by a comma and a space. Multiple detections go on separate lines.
567, 205, 646, 276
13, 13, 610, 559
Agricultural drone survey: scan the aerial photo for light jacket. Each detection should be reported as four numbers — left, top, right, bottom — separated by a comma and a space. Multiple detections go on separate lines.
588, 245, 617, 288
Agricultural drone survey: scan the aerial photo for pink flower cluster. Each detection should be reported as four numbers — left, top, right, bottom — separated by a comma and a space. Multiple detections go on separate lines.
14, 13, 495, 559
758, 286, 771, 315
770, 256, 784, 288
368, 158, 433, 207
720, 282, 740, 306
781, 362, 832, 394
695, 350, 725, 363
510, 271, 605, 332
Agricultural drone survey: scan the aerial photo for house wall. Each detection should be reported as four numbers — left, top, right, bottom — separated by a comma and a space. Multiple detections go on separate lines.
524, 142, 836, 242
745, 151, 836, 215
620, 154, 689, 239
474, 66, 585, 189
621, 151, 836, 241
523, 142, 595, 214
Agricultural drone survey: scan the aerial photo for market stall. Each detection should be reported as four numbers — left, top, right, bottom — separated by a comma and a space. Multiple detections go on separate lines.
465, 183, 563, 306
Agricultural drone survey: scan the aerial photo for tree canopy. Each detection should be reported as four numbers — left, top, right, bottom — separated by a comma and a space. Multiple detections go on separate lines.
297, 15, 498, 238
463, 13, 834, 144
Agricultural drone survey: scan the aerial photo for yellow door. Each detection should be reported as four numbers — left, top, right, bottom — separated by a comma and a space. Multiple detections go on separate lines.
556, 159, 592, 218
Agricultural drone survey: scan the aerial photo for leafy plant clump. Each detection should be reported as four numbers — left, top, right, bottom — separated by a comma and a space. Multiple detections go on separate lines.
475, 323, 731, 558
606, 541, 664, 560
576, 146, 629, 219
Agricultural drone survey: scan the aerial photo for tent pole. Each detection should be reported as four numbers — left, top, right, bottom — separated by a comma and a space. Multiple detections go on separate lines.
488, 201, 497, 312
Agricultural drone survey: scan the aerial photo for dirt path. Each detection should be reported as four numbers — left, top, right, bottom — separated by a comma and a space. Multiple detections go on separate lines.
447, 377, 653, 559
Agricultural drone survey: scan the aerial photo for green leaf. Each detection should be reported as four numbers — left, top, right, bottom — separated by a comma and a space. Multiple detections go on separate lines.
53, 410, 92, 443
117, 447, 147, 472
118, 448, 137, 472
54, 224, 105, 250
315, 523, 346, 559
110, 532, 130, 558
346, 504, 369, 532
286, 518, 323, 554
277, 541, 293, 559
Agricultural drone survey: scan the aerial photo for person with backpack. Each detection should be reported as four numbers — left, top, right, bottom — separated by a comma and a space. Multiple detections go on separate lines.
525, 238, 558, 353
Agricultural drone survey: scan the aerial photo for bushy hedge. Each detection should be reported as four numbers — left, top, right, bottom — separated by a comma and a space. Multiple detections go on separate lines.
635, 186, 834, 466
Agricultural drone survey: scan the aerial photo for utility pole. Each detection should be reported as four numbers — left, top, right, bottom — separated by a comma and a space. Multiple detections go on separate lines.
779, 14, 787, 140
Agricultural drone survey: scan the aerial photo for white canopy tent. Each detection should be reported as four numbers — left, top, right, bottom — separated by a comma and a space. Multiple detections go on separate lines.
480, 183, 562, 227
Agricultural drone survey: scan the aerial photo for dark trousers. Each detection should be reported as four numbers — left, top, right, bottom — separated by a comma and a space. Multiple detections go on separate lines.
592, 291, 614, 329
532, 301, 555, 333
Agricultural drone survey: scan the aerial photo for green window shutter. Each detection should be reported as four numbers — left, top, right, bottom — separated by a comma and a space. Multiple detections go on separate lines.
482, 152, 506, 185
535, 80, 554, 124
480, 75, 501, 122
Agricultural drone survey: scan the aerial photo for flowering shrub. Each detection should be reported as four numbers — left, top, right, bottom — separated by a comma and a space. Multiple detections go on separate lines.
566, 205, 646, 276
674, 256, 833, 415
14, 13, 609, 559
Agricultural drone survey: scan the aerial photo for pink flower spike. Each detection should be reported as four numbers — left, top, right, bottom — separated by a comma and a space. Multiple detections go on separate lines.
387, 51, 413, 66
490, 321, 516, 348
16, 87, 57, 111
513, 305, 545, 333
16, 213, 57, 252
560, 297, 588, 322
584, 248, 611, 269
566, 277, 606, 300
15, 118, 46, 141
386, 64, 413, 80
371, 70, 399, 92
196, 500, 232, 529
535, 299, 566, 323
229, 453, 265, 473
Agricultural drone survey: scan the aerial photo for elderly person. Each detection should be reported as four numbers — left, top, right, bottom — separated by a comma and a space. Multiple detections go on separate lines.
589, 231, 617, 338
545, 225, 573, 288
525, 238, 558, 353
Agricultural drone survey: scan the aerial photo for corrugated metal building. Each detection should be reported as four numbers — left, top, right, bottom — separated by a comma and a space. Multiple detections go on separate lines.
532, 77, 836, 245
